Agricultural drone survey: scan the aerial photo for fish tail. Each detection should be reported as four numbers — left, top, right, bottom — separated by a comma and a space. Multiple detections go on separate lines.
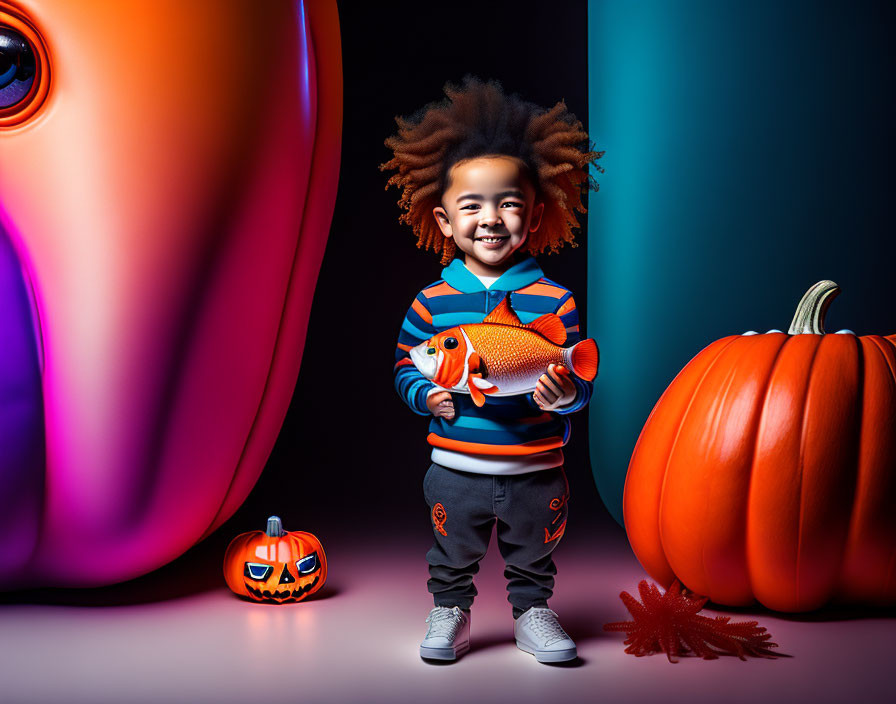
565, 338, 599, 381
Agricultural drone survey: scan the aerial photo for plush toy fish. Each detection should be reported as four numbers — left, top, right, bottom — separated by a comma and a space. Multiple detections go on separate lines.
410, 297, 599, 406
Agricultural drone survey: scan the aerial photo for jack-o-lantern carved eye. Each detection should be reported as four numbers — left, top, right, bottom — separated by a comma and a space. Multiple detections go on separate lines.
296, 552, 319, 574
244, 562, 273, 581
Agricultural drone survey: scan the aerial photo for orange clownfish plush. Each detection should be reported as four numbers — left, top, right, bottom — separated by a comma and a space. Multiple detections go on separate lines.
410, 298, 599, 407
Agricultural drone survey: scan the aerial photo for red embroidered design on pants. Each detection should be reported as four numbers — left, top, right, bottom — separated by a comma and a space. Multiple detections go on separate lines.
432, 503, 448, 536
544, 520, 567, 543
544, 494, 568, 542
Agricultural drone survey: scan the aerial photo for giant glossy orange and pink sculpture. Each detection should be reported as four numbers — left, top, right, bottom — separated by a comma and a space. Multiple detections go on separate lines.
0, 0, 342, 588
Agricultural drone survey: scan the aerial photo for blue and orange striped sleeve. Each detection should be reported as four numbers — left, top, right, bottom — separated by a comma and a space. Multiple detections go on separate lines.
554, 293, 593, 415
394, 292, 437, 416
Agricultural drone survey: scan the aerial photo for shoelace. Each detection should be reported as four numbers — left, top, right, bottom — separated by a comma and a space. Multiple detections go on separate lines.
525, 608, 570, 646
425, 606, 465, 640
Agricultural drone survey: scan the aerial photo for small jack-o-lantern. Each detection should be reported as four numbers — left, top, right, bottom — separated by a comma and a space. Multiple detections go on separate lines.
223, 516, 327, 603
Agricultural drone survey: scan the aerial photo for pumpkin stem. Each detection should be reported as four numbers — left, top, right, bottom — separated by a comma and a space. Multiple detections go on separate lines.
787, 280, 840, 335
265, 515, 286, 537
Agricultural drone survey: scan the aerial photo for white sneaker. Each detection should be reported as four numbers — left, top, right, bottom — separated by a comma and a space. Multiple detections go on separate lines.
514, 607, 577, 663
420, 606, 470, 661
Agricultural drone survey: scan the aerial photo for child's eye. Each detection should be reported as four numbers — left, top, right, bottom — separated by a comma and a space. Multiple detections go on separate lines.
501, 201, 523, 208
460, 203, 481, 211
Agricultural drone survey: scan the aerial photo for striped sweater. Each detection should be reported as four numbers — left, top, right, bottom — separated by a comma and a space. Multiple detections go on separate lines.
394, 257, 592, 474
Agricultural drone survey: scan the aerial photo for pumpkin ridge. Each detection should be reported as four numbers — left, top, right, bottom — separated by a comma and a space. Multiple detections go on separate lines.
800, 334, 863, 609
868, 337, 896, 591
624, 340, 737, 586
742, 333, 791, 603
826, 335, 864, 606
695, 334, 788, 604
867, 335, 896, 379
700, 344, 745, 600
658, 335, 741, 592
837, 335, 865, 602
847, 336, 896, 602
794, 336, 826, 609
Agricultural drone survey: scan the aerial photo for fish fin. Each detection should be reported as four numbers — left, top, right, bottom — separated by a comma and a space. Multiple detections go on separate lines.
567, 338, 599, 381
470, 375, 497, 391
468, 373, 498, 406
469, 381, 486, 406
525, 313, 567, 345
483, 296, 523, 327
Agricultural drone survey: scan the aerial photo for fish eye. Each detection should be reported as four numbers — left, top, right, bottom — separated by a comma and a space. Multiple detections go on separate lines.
443, 337, 458, 350
0, 11, 50, 126
427, 347, 436, 355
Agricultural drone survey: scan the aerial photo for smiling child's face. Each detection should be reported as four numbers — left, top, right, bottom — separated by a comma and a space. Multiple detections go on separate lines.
433, 156, 544, 277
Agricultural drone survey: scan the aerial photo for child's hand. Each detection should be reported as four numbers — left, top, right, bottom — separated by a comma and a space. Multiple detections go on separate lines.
426, 390, 455, 420
533, 364, 577, 411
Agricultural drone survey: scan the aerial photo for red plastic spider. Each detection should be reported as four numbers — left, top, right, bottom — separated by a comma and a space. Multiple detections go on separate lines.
604, 580, 778, 662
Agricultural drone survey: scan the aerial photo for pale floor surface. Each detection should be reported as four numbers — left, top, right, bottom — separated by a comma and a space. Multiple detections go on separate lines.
0, 533, 893, 704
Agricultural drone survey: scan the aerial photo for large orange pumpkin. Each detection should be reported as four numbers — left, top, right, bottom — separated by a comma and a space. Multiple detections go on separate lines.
223, 516, 327, 603
624, 281, 896, 612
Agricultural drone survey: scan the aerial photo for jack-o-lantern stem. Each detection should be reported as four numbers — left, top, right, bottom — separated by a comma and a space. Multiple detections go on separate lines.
266, 515, 286, 537
788, 280, 840, 335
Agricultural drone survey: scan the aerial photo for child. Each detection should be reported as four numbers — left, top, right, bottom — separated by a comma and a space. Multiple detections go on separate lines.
383, 77, 601, 663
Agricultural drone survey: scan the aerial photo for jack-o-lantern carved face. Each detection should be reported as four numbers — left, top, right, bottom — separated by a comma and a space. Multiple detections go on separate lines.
223, 516, 327, 603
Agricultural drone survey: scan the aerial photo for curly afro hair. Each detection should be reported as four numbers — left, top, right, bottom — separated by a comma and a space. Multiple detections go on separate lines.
381, 76, 603, 264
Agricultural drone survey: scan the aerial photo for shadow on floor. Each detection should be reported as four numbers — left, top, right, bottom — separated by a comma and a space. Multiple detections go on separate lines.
0, 533, 229, 607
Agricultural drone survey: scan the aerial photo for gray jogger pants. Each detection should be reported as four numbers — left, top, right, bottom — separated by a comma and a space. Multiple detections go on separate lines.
422, 462, 569, 618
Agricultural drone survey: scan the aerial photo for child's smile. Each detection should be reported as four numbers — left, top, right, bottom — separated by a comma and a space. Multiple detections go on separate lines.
433, 156, 544, 277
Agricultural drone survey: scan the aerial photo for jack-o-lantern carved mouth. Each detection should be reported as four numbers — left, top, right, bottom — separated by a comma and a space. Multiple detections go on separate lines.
245, 576, 320, 603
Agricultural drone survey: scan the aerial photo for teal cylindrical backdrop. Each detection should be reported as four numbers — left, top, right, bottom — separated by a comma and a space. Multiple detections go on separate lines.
587, 0, 896, 523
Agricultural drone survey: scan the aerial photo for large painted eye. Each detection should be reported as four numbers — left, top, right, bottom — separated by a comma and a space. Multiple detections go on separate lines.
243, 562, 273, 581
0, 27, 34, 108
296, 552, 319, 574
443, 337, 458, 350
0, 8, 50, 127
